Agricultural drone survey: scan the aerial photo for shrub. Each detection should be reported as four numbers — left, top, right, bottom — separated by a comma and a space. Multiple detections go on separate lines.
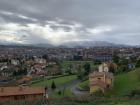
130, 89, 140, 97
51, 80, 56, 90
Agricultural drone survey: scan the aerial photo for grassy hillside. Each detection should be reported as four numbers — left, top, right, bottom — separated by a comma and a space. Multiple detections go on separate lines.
78, 80, 89, 90
111, 68, 140, 96
78, 68, 140, 96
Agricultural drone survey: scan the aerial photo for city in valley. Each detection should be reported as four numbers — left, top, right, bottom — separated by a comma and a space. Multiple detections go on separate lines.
0, 0, 140, 105
0, 45, 140, 105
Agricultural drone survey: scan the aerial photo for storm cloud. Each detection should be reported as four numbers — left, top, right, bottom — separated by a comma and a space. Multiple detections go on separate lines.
0, 0, 140, 45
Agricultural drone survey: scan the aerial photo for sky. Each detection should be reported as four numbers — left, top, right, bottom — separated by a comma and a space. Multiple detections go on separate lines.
0, 0, 140, 45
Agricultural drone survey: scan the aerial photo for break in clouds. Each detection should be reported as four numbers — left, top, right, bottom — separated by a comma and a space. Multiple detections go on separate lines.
0, 0, 140, 45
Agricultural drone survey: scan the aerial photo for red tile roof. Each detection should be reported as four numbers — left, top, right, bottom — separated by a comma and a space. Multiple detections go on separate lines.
89, 72, 113, 79
90, 80, 107, 88
0, 87, 45, 97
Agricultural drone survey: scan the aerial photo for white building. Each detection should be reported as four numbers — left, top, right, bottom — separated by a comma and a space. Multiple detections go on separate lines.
98, 63, 109, 72
11, 59, 20, 65
35, 58, 46, 64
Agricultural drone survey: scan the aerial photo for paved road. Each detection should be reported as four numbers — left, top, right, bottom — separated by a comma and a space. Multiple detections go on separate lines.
70, 80, 89, 97
47, 79, 89, 97
54, 79, 89, 97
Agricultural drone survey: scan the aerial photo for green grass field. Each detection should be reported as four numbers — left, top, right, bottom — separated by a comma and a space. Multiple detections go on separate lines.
31, 75, 77, 87
111, 68, 140, 96
50, 87, 73, 100
78, 80, 89, 90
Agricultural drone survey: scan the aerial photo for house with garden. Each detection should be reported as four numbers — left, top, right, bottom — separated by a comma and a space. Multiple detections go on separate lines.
89, 63, 114, 93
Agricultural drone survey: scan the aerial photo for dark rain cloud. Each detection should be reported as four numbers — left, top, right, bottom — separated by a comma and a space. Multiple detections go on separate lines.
0, 0, 140, 45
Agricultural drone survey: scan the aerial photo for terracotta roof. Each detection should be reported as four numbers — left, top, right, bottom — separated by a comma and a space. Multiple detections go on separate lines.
89, 72, 113, 78
0, 87, 45, 97
90, 80, 107, 88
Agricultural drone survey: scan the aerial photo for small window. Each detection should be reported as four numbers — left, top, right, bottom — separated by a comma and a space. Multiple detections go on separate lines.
107, 84, 110, 88
98, 77, 101, 80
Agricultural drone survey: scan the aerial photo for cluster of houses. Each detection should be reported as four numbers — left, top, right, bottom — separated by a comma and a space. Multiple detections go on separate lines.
0, 46, 140, 102
1, 46, 140, 62
0, 56, 61, 86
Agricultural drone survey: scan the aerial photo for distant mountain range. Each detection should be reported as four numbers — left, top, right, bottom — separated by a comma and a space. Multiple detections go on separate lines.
58, 41, 131, 48
33, 41, 133, 48
0, 41, 135, 48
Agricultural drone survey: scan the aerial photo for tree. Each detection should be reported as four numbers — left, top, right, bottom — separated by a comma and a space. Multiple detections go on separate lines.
58, 90, 62, 95
68, 64, 73, 74
77, 71, 84, 80
45, 86, 48, 93
77, 64, 82, 73
42, 54, 48, 59
136, 60, 140, 68
51, 81, 56, 90
83, 63, 91, 75
130, 56, 137, 63
119, 58, 129, 65
13, 70, 17, 76
109, 64, 115, 73
94, 60, 101, 65
113, 55, 119, 64
121, 65, 128, 72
